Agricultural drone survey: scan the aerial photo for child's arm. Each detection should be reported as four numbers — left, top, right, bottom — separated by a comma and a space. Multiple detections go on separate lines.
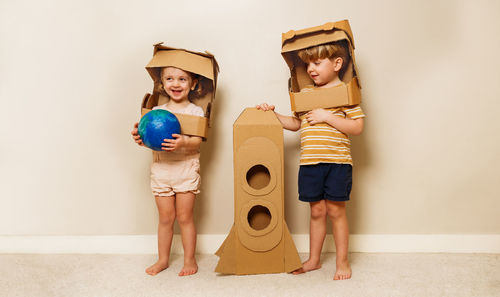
161, 134, 202, 152
131, 122, 144, 146
306, 108, 364, 136
256, 103, 301, 131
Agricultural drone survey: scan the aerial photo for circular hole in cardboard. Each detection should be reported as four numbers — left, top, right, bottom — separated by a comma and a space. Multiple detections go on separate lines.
246, 164, 270, 190
247, 205, 271, 231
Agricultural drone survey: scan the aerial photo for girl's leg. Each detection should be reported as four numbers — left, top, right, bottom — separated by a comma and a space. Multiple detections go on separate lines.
146, 195, 176, 276
293, 200, 327, 274
326, 200, 351, 280
175, 192, 198, 276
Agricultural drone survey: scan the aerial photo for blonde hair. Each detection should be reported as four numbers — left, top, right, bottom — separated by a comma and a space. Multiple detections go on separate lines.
297, 40, 350, 78
155, 67, 212, 102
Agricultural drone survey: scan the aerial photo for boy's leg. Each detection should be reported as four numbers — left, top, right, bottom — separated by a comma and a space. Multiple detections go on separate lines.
293, 200, 327, 274
175, 192, 198, 276
326, 200, 351, 280
146, 195, 176, 276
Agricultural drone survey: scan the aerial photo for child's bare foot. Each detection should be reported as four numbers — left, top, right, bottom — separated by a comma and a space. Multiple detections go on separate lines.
292, 259, 322, 275
333, 260, 351, 280
178, 259, 198, 276
145, 259, 169, 276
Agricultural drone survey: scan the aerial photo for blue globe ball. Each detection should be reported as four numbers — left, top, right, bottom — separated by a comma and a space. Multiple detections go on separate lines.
138, 109, 181, 151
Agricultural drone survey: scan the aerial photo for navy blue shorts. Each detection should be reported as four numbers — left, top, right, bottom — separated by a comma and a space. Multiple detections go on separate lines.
298, 163, 352, 202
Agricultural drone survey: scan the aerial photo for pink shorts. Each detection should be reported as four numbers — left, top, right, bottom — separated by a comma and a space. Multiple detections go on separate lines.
150, 158, 201, 197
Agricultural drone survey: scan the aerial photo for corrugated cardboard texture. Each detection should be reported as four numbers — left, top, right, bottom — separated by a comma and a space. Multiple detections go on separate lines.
215, 108, 302, 275
140, 43, 219, 139
281, 20, 361, 112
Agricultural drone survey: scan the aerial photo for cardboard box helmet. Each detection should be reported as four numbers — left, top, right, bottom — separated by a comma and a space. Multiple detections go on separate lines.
141, 43, 219, 139
281, 20, 361, 112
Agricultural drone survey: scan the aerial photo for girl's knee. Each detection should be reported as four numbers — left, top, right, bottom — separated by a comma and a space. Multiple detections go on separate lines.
176, 212, 193, 226
159, 212, 176, 226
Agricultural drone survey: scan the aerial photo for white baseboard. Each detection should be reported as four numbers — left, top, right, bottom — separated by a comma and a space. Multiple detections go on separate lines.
1, 234, 499, 254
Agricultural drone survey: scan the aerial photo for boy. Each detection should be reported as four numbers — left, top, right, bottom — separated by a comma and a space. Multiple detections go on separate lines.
257, 40, 365, 280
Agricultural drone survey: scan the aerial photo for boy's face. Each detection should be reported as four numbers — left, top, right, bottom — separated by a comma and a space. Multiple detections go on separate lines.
161, 67, 196, 102
306, 57, 342, 88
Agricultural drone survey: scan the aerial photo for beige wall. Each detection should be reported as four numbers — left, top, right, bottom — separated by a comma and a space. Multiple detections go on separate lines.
1, 0, 499, 236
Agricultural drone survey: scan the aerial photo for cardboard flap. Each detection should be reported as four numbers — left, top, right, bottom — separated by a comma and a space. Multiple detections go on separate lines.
289, 78, 361, 112
146, 42, 219, 81
147, 50, 214, 81
153, 42, 217, 60
173, 113, 208, 137
282, 30, 350, 53
281, 20, 355, 49
140, 93, 209, 139
282, 30, 295, 41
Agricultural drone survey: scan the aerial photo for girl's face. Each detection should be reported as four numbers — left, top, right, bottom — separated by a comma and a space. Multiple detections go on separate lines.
306, 57, 342, 88
161, 67, 196, 102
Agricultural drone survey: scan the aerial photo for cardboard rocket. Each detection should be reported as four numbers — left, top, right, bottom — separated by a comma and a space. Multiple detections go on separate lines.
215, 108, 302, 275
281, 19, 361, 112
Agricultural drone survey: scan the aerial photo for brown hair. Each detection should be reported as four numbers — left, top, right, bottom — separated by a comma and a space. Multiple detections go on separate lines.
155, 67, 213, 102
297, 40, 350, 78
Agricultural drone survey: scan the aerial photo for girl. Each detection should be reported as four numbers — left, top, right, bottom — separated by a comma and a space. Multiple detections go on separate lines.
132, 66, 205, 276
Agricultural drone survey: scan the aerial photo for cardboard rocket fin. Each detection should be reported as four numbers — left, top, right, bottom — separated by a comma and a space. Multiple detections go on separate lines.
215, 224, 234, 257
283, 221, 303, 272
214, 225, 237, 274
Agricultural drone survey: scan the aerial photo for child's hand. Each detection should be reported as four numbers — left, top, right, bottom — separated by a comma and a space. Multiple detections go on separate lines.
305, 108, 331, 125
256, 103, 275, 111
161, 134, 186, 151
131, 123, 144, 146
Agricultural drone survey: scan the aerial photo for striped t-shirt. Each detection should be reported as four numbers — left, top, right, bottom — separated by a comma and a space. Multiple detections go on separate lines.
298, 105, 365, 165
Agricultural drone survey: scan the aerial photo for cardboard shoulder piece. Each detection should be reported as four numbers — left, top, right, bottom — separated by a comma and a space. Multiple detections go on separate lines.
215, 108, 302, 275
141, 43, 219, 139
281, 20, 361, 112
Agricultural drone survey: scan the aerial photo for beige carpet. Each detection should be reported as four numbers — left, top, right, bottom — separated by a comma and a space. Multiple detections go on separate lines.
1, 253, 499, 297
